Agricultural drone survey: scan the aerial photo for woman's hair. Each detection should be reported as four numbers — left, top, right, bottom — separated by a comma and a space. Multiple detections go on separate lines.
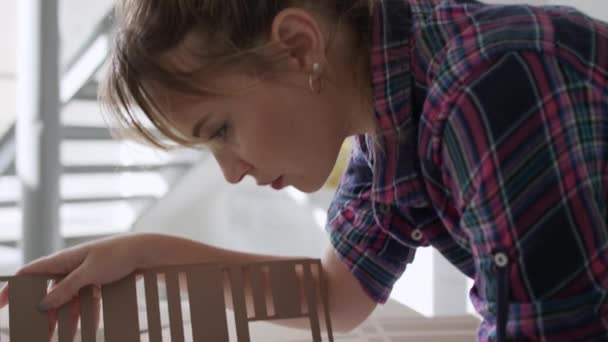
99, 0, 372, 150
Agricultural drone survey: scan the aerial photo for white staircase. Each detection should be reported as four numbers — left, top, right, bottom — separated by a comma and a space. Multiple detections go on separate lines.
0, 4, 203, 272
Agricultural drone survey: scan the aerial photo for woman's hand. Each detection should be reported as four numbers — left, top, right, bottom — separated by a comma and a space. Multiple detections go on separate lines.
0, 233, 144, 311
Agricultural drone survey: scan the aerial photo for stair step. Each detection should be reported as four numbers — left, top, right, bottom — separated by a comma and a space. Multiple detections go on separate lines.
63, 125, 113, 140
0, 124, 15, 175
61, 140, 201, 167
62, 163, 191, 174
72, 81, 99, 102
60, 126, 169, 143
61, 100, 109, 127
2, 132, 200, 177
0, 201, 135, 242
0, 195, 156, 208
0, 245, 20, 274
61, 100, 159, 135
0, 172, 168, 205
4, 163, 192, 177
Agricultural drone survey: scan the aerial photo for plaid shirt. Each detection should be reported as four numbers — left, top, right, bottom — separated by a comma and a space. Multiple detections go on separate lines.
326, 0, 608, 340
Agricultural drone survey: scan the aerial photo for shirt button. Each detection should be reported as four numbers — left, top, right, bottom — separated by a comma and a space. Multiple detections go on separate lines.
411, 229, 423, 241
494, 252, 509, 268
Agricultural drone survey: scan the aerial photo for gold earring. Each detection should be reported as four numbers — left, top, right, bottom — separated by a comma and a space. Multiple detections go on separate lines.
309, 62, 324, 94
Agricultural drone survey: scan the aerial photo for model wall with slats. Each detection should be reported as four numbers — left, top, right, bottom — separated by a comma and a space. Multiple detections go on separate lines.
0, 259, 333, 342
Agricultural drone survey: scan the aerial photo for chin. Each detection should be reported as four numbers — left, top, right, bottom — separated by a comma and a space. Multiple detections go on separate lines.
296, 186, 321, 194
292, 179, 326, 194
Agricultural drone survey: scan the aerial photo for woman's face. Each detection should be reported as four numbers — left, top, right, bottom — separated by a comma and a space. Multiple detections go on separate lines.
159, 70, 357, 193
151, 8, 374, 193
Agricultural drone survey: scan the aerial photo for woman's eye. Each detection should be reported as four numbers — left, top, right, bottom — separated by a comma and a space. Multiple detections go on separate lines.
210, 124, 228, 141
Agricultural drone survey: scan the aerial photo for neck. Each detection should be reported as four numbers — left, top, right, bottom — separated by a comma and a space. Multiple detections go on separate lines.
347, 91, 376, 136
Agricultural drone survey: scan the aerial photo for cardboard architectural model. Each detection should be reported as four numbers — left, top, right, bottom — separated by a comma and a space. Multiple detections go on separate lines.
0, 258, 334, 341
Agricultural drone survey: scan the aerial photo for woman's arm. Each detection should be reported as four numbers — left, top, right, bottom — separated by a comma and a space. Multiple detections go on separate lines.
135, 233, 377, 332
0, 232, 377, 333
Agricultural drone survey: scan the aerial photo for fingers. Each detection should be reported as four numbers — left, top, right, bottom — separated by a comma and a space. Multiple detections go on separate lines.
18, 248, 86, 277
0, 246, 87, 309
46, 298, 81, 340
39, 263, 89, 311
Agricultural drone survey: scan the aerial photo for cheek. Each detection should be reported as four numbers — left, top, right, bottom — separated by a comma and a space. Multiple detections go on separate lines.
233, 111, 290, 164
239, 117, 309, 173
235, 87, 338, 168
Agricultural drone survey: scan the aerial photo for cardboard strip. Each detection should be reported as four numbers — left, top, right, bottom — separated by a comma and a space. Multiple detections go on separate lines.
8, 276, 48, 341
316, 261, 334, 342
0, 279, 11, 342
79, 286, 96, 342
248, 265, 268, 320
187, 266, 229, 341
165, 271, 185, 342
302, 263, 322, 342
57, 299, 73, 342
101, 275, 140, 342
269, 262, 302, 319
143, 272, 162, 342
3, 258, 334, 341
228, 266, 251, 342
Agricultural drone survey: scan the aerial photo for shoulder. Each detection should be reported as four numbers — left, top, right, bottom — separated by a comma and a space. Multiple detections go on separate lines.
420, 48, 608, 207
413, 1, 577, 137
413, 0, 560, 88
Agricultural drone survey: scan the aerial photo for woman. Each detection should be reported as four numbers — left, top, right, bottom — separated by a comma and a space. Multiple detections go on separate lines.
2, 0, 608, 340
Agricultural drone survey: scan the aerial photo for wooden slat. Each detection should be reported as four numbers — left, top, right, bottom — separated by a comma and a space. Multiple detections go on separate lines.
79, 286, 96, 342
316, 261, 334, 342
269, 262, 301, 318
101, 275, 140, 342
143, 273, 162, 342
1, 260, 333, 342
187, 266, 229, 341
228, 267, 251, 342
166, 271, 185, 342
302, 263, 322, 342
248, 265, 267, 320
8, 276, 48, 341
57, 300, 73, 342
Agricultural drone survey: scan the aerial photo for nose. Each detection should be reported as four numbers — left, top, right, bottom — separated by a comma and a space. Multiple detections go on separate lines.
213, 152, 252, 184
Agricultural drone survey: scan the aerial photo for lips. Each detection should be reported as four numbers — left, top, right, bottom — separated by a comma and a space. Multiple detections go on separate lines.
257, 175, 284, 189
271, 176, 284, 190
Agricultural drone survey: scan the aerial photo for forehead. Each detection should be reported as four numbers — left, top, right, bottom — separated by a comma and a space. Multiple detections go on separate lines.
145, 72, 262, 118
145, 80, 202, 116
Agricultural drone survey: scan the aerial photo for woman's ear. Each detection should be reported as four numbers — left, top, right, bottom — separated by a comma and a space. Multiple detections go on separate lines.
270, 8, 328, 73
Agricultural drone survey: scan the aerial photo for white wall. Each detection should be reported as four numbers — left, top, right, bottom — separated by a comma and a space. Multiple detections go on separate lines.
133, 157, 330, 258
549, 0, 608, 21
486, 0, 608, 22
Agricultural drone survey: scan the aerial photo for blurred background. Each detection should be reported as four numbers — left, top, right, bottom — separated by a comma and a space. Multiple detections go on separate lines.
0, 1, 606, 341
